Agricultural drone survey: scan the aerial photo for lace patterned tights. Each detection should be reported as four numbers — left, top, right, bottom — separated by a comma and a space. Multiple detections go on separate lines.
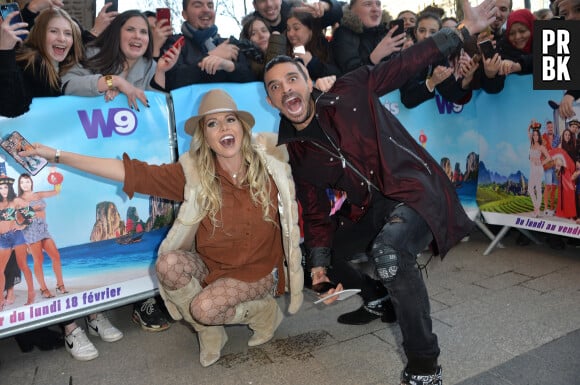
156, 250, 273, 325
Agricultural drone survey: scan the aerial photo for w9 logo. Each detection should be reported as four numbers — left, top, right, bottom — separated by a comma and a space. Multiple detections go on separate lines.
77, 108, 137, 138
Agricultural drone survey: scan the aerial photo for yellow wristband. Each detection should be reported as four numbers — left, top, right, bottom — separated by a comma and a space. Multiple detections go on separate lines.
105, 75, 114, 90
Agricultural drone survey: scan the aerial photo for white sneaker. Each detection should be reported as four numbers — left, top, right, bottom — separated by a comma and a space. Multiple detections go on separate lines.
65, 327, 99, 361
87, 313, 124, 342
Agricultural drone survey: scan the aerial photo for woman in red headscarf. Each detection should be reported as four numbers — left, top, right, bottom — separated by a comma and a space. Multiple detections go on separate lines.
498, 9, 536, 75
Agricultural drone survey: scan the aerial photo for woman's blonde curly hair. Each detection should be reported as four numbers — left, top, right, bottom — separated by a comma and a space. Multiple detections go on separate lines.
189, 114, 277, 229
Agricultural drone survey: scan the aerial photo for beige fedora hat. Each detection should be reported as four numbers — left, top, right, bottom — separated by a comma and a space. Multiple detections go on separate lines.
184, 89, 255, 136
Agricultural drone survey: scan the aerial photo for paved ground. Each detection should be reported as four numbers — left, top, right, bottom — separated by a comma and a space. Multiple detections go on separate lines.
1, 229, 579, 385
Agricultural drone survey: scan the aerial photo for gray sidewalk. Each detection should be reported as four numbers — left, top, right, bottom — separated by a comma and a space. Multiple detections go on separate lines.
1, 229, 579, 385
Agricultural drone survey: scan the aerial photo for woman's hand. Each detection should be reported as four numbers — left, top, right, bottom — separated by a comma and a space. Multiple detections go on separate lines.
157, 44, 180, 73
154, 45, 180, 89
104, 88, 119, 102
27, 0, 64, 13
370, 26, 406, 64
91, 3, 117, 37
482, 52, 501, 78
458, 52, 479, 87
115, 78, 148, 110
499, 59, 519, 75
430, 65, 454, 86
198, 55, 235, 74
0, 13, 29, 50
19, 143, 56, 162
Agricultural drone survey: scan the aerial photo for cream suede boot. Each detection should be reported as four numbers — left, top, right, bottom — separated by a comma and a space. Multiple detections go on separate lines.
228, 295, 284, 347
163, 278, 228, 367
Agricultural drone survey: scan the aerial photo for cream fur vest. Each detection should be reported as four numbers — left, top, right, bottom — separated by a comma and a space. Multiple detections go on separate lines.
157, 133, 304, 316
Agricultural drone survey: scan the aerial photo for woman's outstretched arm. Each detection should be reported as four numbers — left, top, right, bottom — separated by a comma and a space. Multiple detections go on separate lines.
20, 143, 125, 182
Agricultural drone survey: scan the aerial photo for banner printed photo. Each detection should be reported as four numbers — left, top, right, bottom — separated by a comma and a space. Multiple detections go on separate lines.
0, 92, 175, 334
475, 75, 580, 238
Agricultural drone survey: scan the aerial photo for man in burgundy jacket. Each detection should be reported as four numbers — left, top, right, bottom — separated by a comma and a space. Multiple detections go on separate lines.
263, 1, 498, 383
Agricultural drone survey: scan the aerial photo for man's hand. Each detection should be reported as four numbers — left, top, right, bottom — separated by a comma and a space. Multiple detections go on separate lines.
311, 267, 344, 305
292, 2, 330, 18
27, 0, 64, 13
318, 283, 344, 305
461, 0, 498, 35
209, 39, 239, 61
199, 55, 235, 74
314, 75, 336, 92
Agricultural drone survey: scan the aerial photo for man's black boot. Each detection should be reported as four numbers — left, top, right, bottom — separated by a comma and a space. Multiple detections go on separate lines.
337, 297, 396, 325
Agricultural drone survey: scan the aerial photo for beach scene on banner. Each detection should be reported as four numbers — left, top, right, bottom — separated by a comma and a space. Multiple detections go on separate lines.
0, 92, 175, 329
475, 75, 580, 238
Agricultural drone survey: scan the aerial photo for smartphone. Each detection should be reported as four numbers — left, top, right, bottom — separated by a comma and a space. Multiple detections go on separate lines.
156, 7, 170, 25
0, 2, 24, 26
478, 39, 496, 59
162, 36, 184, 59
107, 0, 118, 13
389, 19, 405, 37
0, 132, 48, 176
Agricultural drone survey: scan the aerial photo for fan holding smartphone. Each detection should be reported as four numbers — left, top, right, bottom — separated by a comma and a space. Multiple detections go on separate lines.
388, 19, 405, 38
61, 10, 180, 109
0, 2, 24, 26
0, 2, 28, 36
478, 39, 496, 59
0, 8, 82, 118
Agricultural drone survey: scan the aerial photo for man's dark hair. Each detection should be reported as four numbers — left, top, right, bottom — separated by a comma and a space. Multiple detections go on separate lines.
265, 55, 308, 77
263, 55, 309, 90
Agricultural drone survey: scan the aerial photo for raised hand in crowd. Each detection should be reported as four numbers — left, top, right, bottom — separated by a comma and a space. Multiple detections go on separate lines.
151, 18, 173, 58
0, 12, 28, 50
291, 1, 331, 18
90, 2, 118, 37
482, 52, 502, 78
26, 0, 64, 13
461, 0, 499, 36
369, 25, 406, 65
